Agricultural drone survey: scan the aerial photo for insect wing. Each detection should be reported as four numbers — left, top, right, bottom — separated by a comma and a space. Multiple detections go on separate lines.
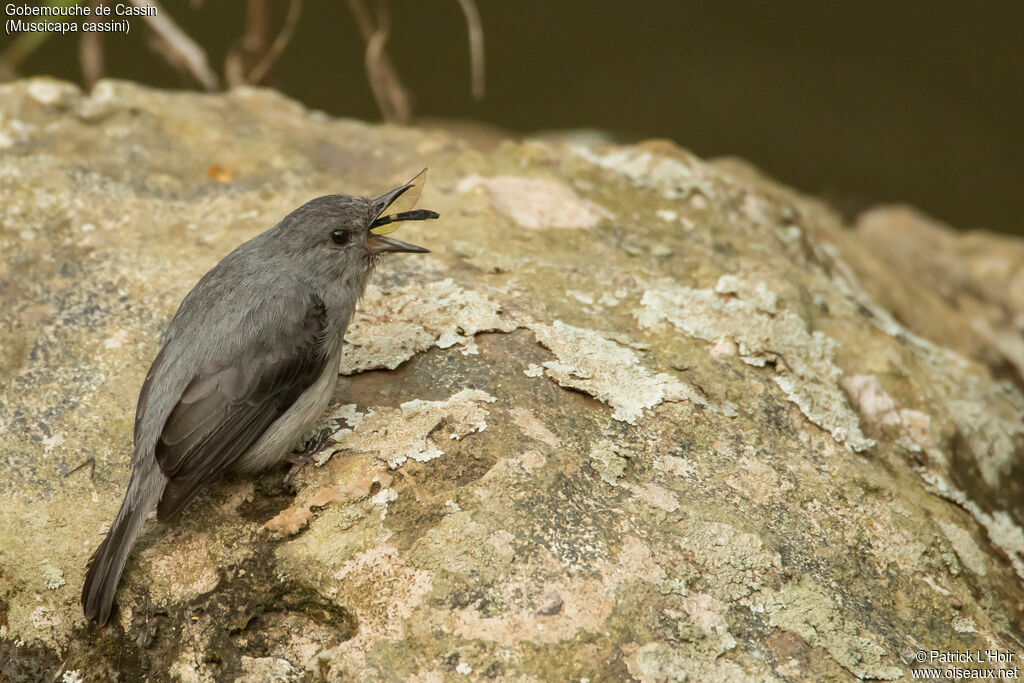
371, 168, 427, 234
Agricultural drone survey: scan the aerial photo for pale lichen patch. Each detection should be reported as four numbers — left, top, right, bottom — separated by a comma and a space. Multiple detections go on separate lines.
919, 471, 1024, 582
41, 431, 64, 454
626, 641, 758, 683
715, 274, 779, 314
627, 482, 681, 513
977, 510, 1024, 581
947, 399, 1024, 489
841, 374, 901, 426
571, 144, 720, 203
952, 616, 978, 634
842, 374, 940, 450
456, 174, 612, 229
26, 77, 76, 107
687, 521, 781, 602
326, 403, 365, 431
937, 521, 988, 577
42, 566, 65, 590
654, 454, 697, 479
442, 536, 671, 651
636, 277, 873, 451
238, 656, 296, 681
328, 389, 496, 468
531, 320, 704, 424
30, 606, 60, 630
842, 374, 1023, 581
311, 404, 367, 466
449, 574, 615, 647
523, 363, 544, 377
339, 279, 517, 374
590, 439, 629, 486
680, 592, 738, 651
764, 575, 903, 680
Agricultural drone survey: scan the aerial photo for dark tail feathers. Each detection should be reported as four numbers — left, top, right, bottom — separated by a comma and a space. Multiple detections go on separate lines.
82, 473, 160, 625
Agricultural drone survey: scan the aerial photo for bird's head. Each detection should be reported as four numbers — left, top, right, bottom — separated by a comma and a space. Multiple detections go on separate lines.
274, 169, 437, 287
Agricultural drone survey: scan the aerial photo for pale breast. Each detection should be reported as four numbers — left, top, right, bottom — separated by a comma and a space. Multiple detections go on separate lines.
233, 349, 341, 473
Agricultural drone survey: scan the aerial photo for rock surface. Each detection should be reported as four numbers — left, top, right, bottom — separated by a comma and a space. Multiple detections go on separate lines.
2, 78, 1023, 681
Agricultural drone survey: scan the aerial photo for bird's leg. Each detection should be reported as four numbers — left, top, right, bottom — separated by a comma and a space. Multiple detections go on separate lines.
284, 429, 334, 489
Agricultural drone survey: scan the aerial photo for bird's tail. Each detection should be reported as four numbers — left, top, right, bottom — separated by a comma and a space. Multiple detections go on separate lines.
81, 464, 164, 625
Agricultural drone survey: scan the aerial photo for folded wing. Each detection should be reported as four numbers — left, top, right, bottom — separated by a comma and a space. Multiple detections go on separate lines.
153, 292, 328, 521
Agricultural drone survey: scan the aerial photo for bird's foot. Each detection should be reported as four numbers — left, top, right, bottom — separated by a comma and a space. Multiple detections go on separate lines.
284, 429, 334, 490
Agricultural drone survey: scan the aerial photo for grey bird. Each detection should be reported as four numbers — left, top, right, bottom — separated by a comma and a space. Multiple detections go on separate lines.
81, 174, 437, 625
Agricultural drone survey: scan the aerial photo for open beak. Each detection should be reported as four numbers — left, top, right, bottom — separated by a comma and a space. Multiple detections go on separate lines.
372, 183, 414, 219
366, 234, 431, 254
368, 181, 438, 254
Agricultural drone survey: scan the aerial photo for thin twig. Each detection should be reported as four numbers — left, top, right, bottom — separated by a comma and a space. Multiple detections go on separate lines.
345, 0, 375, 46
365, 22, 398, 121
372, 0, 411, 123
132, 0, 219, 90
346, 0, 411, 124
79, 32, 104, 89
247, 0, 303, 84
456, 0, 485, 100
80, 0, 106, 89
225, 0, 270, 87
66, 457, 96, 481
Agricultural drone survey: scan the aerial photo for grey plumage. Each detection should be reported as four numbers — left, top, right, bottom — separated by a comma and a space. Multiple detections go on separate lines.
82, 184, 436, 625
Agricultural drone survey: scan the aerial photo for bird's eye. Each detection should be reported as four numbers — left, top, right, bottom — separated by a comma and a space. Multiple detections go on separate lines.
331, 229, 351, 246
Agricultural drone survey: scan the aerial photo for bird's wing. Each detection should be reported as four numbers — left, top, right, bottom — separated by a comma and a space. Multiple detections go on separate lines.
152, 292, 329, 522
134, 343, 168, 446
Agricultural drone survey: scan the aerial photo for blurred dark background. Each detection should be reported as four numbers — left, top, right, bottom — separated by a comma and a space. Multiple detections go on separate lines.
5, 1, 1022, 235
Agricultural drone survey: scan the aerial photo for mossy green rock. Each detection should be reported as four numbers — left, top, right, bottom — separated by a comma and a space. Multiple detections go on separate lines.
2, 78, 1023, 681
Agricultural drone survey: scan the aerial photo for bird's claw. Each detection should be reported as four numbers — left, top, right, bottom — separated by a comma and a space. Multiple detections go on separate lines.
284, 429, 334, 490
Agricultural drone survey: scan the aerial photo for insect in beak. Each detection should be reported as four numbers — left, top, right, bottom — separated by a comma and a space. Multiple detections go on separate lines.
368, 168, 438, 255
370, 168, 438, 237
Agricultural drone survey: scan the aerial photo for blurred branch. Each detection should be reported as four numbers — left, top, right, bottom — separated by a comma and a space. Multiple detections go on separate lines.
3, 0, 485, 119
0, 0, 77, 80
0, 34, 50, 82
456, 0, 485, 100
247, 0, 302, 84
225, 0, 302, 87
225, 0, 270, 87
346, 0, 411, 124
80, 0, 106, 89
132, 0, 219, 90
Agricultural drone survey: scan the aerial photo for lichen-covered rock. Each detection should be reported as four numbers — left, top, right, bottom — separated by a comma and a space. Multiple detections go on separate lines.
2, 77, 1023, 681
